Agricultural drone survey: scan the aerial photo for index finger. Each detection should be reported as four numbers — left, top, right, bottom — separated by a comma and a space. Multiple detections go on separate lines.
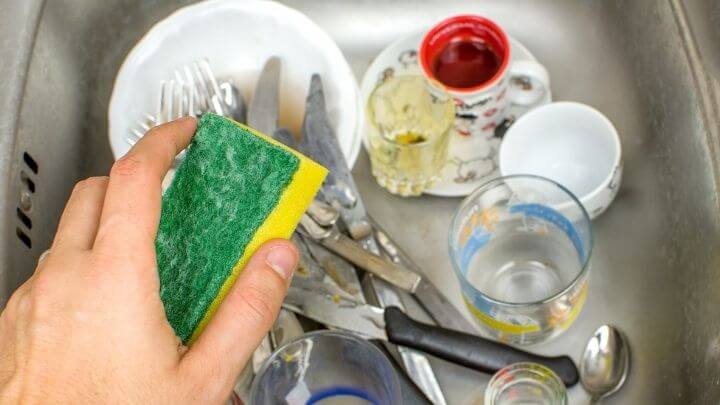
94, 117, 196, 254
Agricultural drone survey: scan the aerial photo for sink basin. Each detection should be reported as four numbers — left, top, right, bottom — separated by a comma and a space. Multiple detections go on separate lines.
1, 0, 719, 403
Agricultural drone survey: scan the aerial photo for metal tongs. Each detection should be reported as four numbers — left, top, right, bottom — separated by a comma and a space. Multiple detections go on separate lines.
298, 207, 422, 293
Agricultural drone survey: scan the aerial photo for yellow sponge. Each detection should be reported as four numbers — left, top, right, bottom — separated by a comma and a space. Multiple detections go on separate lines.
156, 113, 327, 344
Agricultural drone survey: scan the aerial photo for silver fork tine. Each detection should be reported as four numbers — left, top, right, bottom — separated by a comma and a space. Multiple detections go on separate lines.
201, 59, 222, 97
177, 81, 185, 120
166, 79, 176, 123
157, 80, 168, 125
182, 65, 200, 116
130, 128, 144, 140
173, 69, 185, 120
128, 59, 230, 148
143, 113, 156, 127
192, 61, 212, 113
186, 67, 196, 117
200, 59, 225, 115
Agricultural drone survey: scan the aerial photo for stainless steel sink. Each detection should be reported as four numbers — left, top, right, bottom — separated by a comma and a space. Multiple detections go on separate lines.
2, 0, 719, 403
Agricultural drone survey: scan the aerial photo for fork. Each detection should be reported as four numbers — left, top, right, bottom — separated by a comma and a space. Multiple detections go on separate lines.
126, 59, 240, 147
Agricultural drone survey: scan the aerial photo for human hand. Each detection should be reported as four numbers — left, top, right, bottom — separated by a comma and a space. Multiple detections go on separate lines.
0, 117, 299, 404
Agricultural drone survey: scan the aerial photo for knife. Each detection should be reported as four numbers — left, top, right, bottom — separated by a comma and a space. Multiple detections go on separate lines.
297, 214, 421, 292
247, 56, 281, 135
271, 128, 366, 302
369, 217, 480, 336
283, 288, 580, 387
303, 239, 366, 302
299, 74, 446, 405
298, 75, 373, 240
289, 233, 357, 301
247, 57, 285, 372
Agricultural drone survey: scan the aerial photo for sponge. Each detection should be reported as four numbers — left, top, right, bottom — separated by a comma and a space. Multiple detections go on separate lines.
156, 113, 327, 344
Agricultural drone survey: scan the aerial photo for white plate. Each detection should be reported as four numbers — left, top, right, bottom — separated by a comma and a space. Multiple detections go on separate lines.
360, 31, 552, 197
109, 0, 361, 166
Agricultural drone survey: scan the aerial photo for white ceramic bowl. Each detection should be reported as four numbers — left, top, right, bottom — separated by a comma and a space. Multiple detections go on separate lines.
109, 0, 361, 165
499, 102, 622, 219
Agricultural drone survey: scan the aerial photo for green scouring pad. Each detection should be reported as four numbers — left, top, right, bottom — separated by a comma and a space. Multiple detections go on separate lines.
156, 113, 326, 344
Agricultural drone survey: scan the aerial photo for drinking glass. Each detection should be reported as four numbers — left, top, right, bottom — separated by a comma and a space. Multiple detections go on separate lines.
485, 362, 568, 405
449, 175, 592, 345
251, 330, 401, 404
366, 75, 455, 196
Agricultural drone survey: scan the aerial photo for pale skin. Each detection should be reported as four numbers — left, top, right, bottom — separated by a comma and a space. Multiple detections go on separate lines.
0, 117, 299, 404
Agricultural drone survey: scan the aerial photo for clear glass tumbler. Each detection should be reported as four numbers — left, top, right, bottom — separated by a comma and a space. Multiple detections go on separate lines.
250, 330, 401, 405
449, 175, 592, 345
366, 75, 455, 196
485, 362, 568, 405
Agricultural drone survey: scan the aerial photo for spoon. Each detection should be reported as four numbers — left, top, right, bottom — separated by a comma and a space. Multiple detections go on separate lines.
580, 325, 630, 403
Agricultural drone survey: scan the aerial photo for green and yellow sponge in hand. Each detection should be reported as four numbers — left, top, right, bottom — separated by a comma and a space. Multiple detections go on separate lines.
156, 113, 327, 345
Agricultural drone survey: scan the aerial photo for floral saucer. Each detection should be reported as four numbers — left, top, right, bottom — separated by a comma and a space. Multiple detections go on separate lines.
359, 31, 552, 197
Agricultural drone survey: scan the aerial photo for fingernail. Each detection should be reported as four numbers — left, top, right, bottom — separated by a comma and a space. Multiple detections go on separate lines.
265, 246, 297, 280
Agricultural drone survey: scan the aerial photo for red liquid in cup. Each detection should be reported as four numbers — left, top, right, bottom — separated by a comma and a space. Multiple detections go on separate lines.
430, 37, 503, 89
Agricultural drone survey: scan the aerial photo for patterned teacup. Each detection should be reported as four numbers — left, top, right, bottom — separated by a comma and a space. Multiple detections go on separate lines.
419, 15, 550, 137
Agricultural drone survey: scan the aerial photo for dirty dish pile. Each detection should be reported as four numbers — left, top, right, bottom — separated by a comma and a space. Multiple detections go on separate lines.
110, 2, 630, 404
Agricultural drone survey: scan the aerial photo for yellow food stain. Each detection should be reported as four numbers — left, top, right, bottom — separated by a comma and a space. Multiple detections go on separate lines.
394, 132, 427, 144
332, 295, 341, 303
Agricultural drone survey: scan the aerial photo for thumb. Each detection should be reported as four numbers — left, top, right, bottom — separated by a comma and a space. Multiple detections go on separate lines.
180, 239, 298, 399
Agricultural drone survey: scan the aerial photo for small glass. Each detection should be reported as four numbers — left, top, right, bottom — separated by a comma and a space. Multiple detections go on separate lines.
250, 330, 401, 405
366, 75, 455, 196
485, 363, 568, 405
449, 175, 592, 345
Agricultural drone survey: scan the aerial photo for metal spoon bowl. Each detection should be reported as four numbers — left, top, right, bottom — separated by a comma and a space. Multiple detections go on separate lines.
580, 325, 630, 403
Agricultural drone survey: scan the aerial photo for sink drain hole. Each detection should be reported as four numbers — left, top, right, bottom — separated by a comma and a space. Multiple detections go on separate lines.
16, 207, 32, 229
16, 227, 31, 249
23, 152, 38, 174
20, 171, 35, 193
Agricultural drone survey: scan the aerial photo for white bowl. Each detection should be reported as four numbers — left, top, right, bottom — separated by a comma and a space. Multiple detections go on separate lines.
109, 0, 361, 166
499, 102, 622, 219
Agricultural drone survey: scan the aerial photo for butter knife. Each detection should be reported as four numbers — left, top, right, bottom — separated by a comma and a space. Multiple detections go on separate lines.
247, 57, 283, 372
247, 56, 281, 135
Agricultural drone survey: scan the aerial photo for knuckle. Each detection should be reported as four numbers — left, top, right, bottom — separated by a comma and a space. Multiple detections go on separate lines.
29, 272, 55, 301
179, 365, 222, 403
88, 250, 118, 268
27, 275, 54, 317
87, 253, 125, 282
236, 283, 277, 327
110, 155, 148, 178
3, 287, 26, 322
70, 176, 109, 199
80, 176, 109, 189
